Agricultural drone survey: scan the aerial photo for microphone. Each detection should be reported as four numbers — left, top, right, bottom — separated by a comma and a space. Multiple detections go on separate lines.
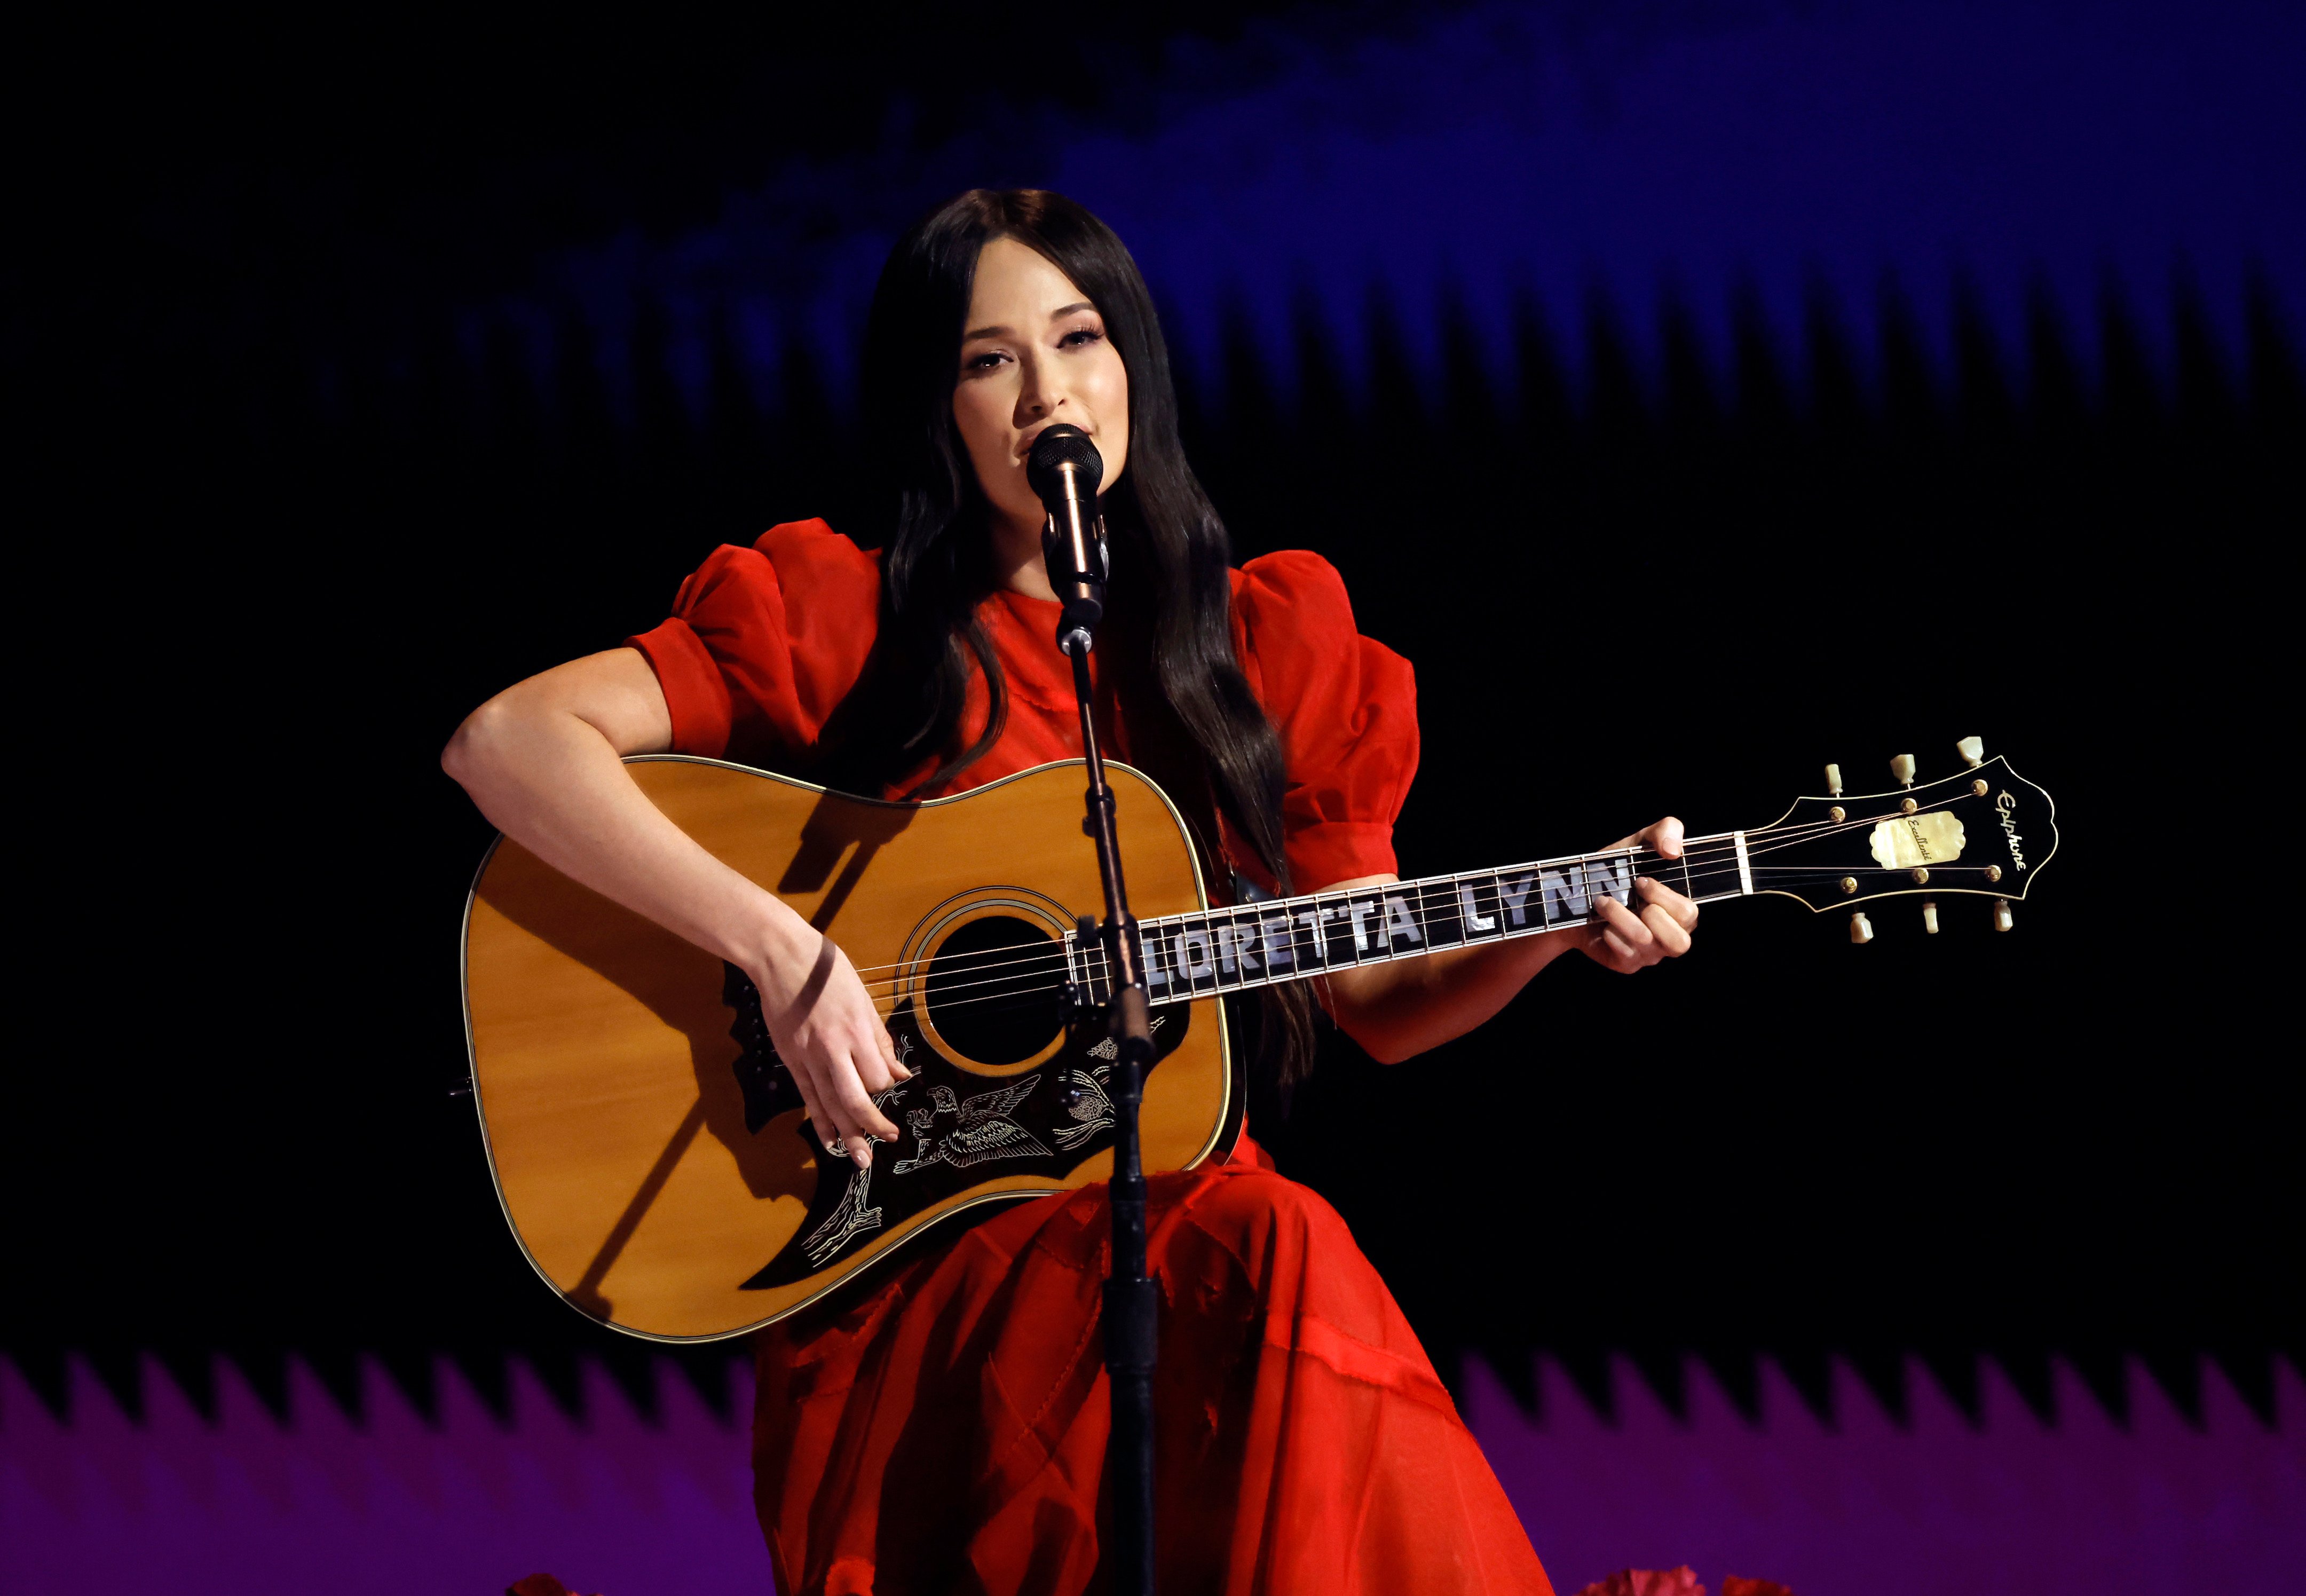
1026, 424, 1107, 646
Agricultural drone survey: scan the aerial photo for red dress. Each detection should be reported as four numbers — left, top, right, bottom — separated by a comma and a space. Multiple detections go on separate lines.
630, 520, 1554, 1596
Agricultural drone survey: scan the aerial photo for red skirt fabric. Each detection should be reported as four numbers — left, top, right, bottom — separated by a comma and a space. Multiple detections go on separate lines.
751, 1143, 1555, 1596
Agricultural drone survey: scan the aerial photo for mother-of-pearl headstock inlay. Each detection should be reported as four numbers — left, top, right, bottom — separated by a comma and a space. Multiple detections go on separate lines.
1869, 811, 1966, 870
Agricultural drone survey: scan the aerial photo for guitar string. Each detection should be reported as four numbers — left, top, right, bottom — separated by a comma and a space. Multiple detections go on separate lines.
1056, 792, 1991, 999
827, 800, 1947, 991
884, 865, 2008, 1022
874, 880, 1726, 1022
841, 828, 1986, 1007
863, 856, 1995, 1019
835, 793, 1983, 1003
811, 788, 1989, 1009
837, 875, 1729, 1004
853, 830, 1983, 1005
919, 876, 1920, 1020
847, 859, 1905, 1005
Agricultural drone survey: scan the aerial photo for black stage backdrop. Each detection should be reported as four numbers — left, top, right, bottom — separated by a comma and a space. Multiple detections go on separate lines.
6, 5, 2296, 1428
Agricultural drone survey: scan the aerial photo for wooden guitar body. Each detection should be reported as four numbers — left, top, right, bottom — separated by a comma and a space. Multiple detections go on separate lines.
462, 756, 1236, 1343
465, 736, 2057, 1344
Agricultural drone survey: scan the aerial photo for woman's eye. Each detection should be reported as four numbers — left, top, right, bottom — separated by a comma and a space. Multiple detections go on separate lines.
962, 349, 1006, 373
1060, 327, 1104, 348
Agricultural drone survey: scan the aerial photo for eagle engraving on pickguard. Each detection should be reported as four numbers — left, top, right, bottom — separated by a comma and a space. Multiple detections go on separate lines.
1084, 1012, 1166, 1062
738, 1000, 1196, 1291
891, 1078, 1051, 1174
1053, 1065, 1114, 1150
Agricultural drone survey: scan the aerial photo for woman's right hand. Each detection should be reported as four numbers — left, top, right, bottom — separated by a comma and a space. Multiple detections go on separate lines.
441, 648, 912, 1167
745, 910, 912, 1168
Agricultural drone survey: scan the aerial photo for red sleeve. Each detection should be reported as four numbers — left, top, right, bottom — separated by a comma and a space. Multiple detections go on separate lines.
1229, 552, 1419, 892
625, 519, 881, 764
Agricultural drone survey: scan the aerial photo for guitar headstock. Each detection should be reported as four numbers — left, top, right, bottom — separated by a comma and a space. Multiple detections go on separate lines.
1746, 737, 2057, 941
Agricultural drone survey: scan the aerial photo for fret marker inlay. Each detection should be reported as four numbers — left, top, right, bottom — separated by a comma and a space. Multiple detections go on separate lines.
1383, 895, 1423, 945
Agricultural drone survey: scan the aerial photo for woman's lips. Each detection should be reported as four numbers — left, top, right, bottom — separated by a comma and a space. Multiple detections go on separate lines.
1014, 422, 1093, 462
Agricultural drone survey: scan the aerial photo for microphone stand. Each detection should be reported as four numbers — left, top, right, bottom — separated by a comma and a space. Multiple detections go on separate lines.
1043, 481, 1159, 1596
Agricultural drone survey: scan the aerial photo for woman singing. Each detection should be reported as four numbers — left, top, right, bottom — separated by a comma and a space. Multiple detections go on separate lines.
444, 188, 1698, 1595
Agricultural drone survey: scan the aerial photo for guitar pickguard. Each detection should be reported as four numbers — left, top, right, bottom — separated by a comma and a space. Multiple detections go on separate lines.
735, 999, 1190, 1290
722, 963, 807, 1132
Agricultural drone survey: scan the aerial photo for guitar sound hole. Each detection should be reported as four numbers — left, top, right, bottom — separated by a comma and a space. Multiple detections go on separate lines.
923, 915, 1067, 1065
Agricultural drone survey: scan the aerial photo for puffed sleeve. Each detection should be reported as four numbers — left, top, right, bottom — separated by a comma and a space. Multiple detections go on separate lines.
625, 518, 881, 764
1229, 551, 1419, 892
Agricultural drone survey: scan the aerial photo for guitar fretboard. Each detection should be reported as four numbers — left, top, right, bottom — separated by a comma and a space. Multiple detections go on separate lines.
1064, 834, 1754, 1007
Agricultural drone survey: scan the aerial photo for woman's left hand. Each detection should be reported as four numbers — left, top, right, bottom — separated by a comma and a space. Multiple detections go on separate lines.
1318, 817, 1702, 1061
1582, 816, 1701, 973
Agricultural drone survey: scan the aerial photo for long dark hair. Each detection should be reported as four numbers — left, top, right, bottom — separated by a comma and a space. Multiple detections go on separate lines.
823, 188, 1318, 1088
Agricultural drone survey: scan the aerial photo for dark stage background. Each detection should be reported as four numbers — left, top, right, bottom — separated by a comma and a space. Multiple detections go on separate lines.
7, 0, 2297, 1435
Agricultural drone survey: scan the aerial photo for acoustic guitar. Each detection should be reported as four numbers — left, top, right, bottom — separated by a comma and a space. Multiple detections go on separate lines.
462, 740, 2057, 1342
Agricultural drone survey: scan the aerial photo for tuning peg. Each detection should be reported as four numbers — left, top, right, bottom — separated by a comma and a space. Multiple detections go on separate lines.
1993, 897, 2013, 933
1849, 911, 1874, 945
1922, 900, 1939, 934
1890, 754, 1916, 787
1825, 763, 1843, 797
1956, 736, 1984, 768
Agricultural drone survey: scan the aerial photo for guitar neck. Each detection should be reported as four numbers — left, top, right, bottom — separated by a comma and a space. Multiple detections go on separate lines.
1065, 829, 1758, 1008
